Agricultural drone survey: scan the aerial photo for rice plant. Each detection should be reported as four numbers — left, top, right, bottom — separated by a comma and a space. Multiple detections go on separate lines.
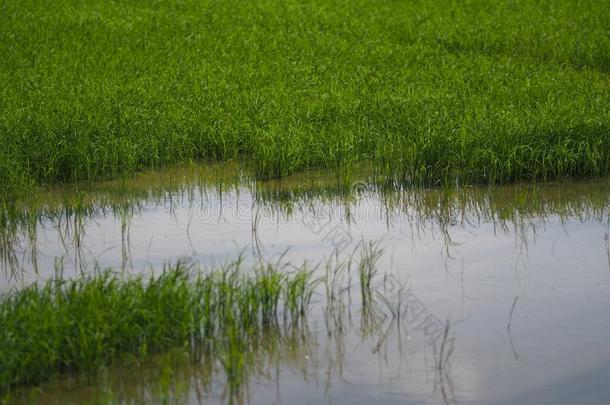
1, 0, 608, 193
0, 259, 318, 395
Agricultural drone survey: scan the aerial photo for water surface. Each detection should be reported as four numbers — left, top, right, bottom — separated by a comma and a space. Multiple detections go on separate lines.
3, 166, 610, 404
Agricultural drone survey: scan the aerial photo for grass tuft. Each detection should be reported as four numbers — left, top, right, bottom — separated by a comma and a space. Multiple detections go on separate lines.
0, 259, 315, 395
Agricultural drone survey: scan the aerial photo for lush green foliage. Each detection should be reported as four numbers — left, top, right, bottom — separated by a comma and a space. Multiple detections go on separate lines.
0, 260, 316, 394
1, 0, 609, 191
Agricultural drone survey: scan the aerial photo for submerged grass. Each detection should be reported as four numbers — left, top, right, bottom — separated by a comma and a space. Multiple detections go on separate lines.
0, 259, 316, 395
4, 241, 435, 404
1, 0, 609, 192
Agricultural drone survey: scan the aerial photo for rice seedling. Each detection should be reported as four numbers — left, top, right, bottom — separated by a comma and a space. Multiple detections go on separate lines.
322, 253, 349, 338
0, 1, 608, 193
358, 241, 383, 313
0, 258, 320, 396
283, 266, 318, 325
435, 319, 456, 405
0, 239, 460, 403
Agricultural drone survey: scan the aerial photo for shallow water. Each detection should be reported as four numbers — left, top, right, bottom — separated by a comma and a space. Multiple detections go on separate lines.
3, 167, 610, 404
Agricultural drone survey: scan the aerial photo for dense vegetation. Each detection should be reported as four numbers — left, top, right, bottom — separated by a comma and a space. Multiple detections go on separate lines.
1, 0, 609, 191
0, 260, 317, 394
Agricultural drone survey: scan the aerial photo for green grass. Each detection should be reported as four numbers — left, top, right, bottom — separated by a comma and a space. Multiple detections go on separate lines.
0, 259, 317, 395
0, 0, 608, 192
0, 242, 393, 399
0, 240, 400, 403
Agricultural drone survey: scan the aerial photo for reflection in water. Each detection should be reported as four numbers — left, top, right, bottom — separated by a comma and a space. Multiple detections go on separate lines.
7, 246, 456, 405
1, 165, 610, 404
605, 224, 610, 270
1, 167, 609, 283
506, 296, 520, 361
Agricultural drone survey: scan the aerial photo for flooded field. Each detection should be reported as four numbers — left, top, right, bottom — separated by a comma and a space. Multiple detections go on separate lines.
2, 165, 610, 404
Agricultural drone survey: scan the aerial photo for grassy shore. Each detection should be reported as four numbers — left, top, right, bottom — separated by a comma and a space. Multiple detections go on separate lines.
1, 0, 609, 191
